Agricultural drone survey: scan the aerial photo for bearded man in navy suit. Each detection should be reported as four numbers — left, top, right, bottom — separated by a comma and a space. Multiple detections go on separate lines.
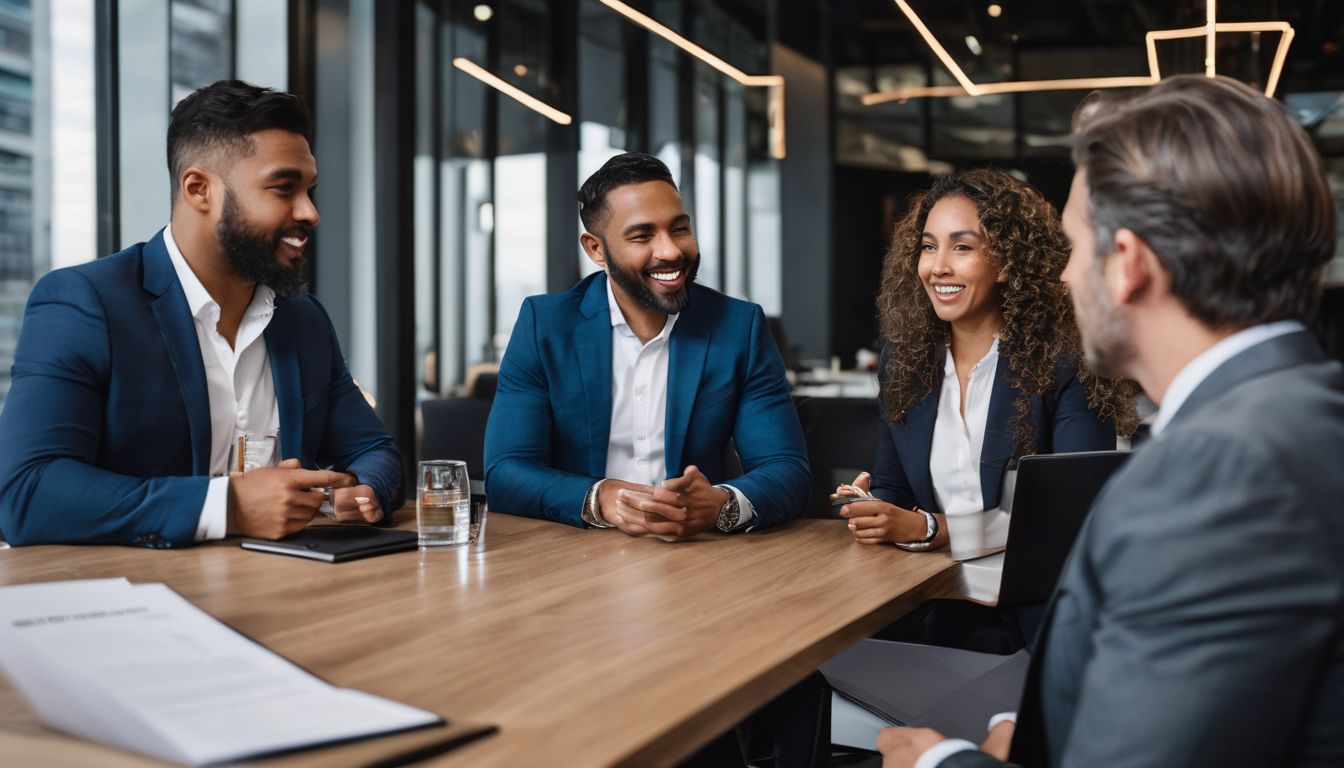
0, 80, 400, 547
484, 152, 809, 539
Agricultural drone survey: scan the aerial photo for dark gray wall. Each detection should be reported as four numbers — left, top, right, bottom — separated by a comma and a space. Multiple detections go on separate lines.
775, 43, 831, 362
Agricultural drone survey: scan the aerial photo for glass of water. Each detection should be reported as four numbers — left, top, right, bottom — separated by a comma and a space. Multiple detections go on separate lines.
230, 431, 279, 475
417, 460, 472, 547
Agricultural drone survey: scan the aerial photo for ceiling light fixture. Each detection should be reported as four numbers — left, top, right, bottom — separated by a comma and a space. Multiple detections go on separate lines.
865, 0, 1294, 102
598, 0, 787, 158
987, 4, 1002, 18
453, 57, 572, 125
472, 4, 493, 22
965, 35, 982, 55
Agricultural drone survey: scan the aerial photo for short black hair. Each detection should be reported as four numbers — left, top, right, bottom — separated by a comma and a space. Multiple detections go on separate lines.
577, 152, 676, 233
167, 79, 314, 201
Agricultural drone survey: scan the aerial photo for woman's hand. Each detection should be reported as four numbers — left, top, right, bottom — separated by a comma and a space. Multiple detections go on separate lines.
830, 471, 873, 503
840, 499, 927, 544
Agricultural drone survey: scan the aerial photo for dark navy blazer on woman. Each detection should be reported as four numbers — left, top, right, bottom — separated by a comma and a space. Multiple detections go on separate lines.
483, 272, 810, 529
0, 231, 402, 547
871, 345, 1116, 515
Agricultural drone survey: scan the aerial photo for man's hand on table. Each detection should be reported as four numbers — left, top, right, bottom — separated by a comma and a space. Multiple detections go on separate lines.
330, 484, 382, 523
596, 466, 727, 541
227, 459, 358, 538
878, 727, 947, 768
980, 720, 1014, 760
876, 719, 1015, 767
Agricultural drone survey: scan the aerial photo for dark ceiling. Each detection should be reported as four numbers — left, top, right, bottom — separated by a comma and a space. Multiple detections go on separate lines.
816, 0, 1343, 88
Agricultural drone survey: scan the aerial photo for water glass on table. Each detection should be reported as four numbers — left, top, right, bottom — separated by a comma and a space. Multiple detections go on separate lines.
417, 460, 477, 547
230, 431, 279, 475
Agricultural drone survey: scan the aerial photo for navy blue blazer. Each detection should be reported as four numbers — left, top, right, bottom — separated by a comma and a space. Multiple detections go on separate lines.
872, 346, 1116, 514
0, 231, 401, 547
483, 272, 810, 528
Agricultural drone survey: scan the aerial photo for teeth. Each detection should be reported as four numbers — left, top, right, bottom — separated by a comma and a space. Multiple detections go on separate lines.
935, 285, 964, 295
282, 236, 307, 248
650, 270, 682, 281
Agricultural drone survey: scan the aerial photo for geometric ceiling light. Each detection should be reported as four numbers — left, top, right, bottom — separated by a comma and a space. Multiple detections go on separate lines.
863, 0, 1295, 104
453, 57, 574, 124
1146, 21, 1295, 98
598, 0, 787, 158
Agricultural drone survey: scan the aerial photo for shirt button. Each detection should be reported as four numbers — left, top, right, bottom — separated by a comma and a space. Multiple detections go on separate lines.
637, 434, 646, 441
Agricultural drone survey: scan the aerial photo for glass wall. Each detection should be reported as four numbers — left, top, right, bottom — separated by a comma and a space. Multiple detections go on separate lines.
0, 0, 95, 408
413, 0, 781, 396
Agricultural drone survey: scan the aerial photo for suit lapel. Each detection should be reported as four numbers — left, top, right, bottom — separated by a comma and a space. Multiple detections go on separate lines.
665, 306, 710, 477
576, 276, 614, 477
143, 231, 212, 476
1167, 329, 1323, 431
264, 301, 304, 462
980, 357, 1015, 508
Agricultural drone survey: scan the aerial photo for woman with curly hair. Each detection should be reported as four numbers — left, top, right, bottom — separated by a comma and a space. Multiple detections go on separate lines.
833, 168, 1136, 577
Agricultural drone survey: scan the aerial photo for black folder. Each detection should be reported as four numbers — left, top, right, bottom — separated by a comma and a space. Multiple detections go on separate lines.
241, 526, 418, 563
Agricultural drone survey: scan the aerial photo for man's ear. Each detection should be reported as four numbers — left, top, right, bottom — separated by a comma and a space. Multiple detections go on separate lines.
180, 167, 215, 215
1109, 228, 1154, 306
579, 231, 606, 269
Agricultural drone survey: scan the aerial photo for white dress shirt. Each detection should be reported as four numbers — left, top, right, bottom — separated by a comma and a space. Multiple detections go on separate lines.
164, 225, 280, 541
598, 278, 754, 529
929, 338, 999, 515
916, 324, 1304, 767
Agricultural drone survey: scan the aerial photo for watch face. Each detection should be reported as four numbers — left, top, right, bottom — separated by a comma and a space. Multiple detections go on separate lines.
716, 496, 740, 531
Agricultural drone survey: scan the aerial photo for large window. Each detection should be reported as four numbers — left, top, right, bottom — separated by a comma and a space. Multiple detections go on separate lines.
0, 0, 96, 408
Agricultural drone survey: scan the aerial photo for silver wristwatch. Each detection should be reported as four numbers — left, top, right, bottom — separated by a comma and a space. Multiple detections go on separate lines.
894, 507, 938, 551
714, 489, 741, 532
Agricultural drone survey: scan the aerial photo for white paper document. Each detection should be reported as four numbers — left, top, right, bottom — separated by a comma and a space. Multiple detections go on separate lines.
0, 579, 441, 766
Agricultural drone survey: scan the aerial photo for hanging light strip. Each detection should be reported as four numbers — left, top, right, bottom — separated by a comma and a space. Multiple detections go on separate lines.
452, 57, 573, 125
598, 0, 787, 158
866, 1, 1294, 102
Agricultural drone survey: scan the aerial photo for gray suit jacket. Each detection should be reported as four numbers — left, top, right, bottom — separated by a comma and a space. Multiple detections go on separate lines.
945, 330, 1344, 767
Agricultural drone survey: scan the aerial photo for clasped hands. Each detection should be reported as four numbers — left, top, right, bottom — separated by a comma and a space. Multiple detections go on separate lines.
877, 719, 1014, 767
227, 458, 382, 539
830, 471, 928, 545
596, 465, 728, 541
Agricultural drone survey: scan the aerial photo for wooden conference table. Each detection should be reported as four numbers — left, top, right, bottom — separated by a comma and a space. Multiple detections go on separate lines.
0, 512, 961, 767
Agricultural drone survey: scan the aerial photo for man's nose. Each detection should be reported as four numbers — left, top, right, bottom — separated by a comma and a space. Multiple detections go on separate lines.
652, 230, 682, 260
294, 194, 320, 227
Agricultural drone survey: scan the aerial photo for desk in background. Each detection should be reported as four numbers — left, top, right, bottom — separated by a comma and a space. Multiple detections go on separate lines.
0, 513, 958, 767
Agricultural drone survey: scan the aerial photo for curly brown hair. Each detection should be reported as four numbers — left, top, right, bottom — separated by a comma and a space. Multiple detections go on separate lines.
877, 169, 1138, 454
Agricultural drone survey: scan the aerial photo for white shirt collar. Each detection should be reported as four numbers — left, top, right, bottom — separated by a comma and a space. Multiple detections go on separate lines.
163, 223, 276, 321
1151, 320, 1304, 436
605, 273, 678, 342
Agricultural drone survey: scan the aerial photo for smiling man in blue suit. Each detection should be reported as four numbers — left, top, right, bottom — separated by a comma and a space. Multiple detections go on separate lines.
484, 152, 808, 539
0, 80, 400, 547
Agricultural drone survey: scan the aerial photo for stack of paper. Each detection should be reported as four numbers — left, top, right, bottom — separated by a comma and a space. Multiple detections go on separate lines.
0, 579, 441, 766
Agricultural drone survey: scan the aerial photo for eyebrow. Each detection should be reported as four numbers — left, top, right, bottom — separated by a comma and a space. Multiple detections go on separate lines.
263, 168, 312, 183
621, 213, 690, 237
921, 230, 982, 240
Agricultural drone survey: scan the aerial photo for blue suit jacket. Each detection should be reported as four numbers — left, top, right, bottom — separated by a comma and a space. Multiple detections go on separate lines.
872, 346, 1115, 514
483, 273, 809, 529
0, 231, 401, 547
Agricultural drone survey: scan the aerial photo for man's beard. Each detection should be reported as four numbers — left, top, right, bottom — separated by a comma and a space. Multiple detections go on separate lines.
217, 191, 310, 298
1076, 261, 1133, 379
604, 239, 699, 315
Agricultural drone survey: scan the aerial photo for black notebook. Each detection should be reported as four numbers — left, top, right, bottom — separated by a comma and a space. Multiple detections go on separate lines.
241, 526, 418, 563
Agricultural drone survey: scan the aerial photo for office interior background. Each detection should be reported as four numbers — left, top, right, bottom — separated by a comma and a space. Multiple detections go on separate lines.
0, 0, 1341, 473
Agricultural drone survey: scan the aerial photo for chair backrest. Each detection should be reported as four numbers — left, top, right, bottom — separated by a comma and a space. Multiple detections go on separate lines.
420, 397, 494, 480
794, 395, 880, 517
